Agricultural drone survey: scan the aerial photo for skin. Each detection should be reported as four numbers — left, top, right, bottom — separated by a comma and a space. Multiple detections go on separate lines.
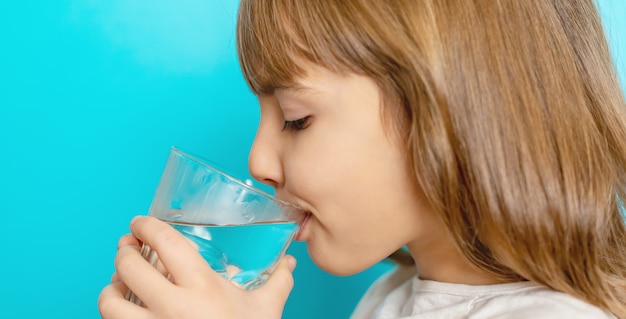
252, 65, 436, 276
98, 218, 296, 319
251, 64, 495, 284
98, 65, 499, 319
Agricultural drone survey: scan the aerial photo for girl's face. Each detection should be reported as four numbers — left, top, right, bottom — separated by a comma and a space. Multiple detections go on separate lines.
249, 64, 441, 275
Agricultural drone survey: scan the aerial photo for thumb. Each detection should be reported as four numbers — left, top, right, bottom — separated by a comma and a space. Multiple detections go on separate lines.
258, 255, 296, 304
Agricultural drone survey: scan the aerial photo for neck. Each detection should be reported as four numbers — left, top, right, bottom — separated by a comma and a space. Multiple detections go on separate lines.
406, 231, 509, 285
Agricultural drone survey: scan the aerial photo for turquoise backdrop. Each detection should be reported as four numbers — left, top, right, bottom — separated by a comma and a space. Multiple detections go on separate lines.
0, 1, 623, 318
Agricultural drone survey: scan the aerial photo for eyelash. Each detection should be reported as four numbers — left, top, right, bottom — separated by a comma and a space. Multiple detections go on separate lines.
282, 116, 311, 132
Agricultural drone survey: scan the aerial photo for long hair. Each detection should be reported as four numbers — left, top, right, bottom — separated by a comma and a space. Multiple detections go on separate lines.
236, 0, 626, 317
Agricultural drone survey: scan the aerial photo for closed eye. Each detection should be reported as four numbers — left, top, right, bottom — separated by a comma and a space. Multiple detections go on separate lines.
282, 116, 311, 132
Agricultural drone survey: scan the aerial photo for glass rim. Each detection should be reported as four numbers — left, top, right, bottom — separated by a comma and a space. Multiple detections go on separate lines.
170, 146, 303, 212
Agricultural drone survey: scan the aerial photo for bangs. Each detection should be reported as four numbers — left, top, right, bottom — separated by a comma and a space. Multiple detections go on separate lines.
236, 0, 371, 95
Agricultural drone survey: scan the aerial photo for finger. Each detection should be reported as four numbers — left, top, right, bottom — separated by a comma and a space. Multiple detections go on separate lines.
118, 233, 141, 249
115, 244, 173, 308
111, 272, 120, 283
254, 255, 296, 305
130, 216, 220, 286
98, 282, 154, 319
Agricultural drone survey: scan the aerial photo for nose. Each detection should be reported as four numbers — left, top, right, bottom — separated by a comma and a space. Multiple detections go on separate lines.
248, 119, 284, 189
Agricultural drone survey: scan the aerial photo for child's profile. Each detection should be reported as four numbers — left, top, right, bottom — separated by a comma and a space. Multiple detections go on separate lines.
99, 1, 626, 318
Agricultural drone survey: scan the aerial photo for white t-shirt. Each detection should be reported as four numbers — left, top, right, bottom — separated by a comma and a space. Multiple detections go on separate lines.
350, 266, 614, 319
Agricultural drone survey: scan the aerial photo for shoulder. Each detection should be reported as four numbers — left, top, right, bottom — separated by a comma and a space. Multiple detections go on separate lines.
350, 265, 416, 319
351, 268, 615, 319
469, 285, 614, 318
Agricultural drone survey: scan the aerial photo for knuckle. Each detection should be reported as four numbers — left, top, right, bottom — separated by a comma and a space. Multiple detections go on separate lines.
283, 276, 295, 291
110, 272, 119, 283
153, 226, 180, 248
97, 288, 114, 318
277, 268, 294, 288
114, 249, 136, 275
163, 304, 189, 319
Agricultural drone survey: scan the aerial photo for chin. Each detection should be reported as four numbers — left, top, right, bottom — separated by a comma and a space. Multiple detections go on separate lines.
306, 245, 379, 276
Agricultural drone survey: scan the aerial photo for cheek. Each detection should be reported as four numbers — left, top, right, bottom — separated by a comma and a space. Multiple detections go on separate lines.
284, 129, 363, 198
285, 127, 408, 221
282, 131, 422, 274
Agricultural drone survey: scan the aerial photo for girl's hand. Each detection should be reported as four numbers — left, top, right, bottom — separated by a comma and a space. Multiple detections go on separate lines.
98, 216, 296, 319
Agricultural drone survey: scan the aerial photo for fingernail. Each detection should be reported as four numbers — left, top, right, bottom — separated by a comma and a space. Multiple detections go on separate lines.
130, 215, 143, 226
287, 256, 297, 272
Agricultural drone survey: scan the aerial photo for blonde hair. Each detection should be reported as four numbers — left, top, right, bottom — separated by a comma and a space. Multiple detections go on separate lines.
236, 0, 626, 317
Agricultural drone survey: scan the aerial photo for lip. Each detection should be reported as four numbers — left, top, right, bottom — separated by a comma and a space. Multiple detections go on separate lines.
296, 211, 312, 241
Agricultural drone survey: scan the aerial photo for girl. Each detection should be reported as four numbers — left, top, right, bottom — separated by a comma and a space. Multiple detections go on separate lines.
99, 0, 626, 318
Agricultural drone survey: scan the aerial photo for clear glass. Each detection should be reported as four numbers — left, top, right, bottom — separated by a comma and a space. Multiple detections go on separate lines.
126, 147, 305, 305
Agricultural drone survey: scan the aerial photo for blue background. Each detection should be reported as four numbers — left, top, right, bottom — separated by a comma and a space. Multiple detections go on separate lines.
0, 1, 623, 318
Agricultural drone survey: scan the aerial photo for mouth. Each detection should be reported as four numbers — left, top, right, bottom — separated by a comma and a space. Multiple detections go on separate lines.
296, 211, 312, 241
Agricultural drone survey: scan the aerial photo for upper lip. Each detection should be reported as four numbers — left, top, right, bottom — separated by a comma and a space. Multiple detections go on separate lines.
274, 191, 312, 221
274, 191, 305, 209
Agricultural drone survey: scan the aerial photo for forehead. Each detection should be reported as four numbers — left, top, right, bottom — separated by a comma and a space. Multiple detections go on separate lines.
236, 0, 358, 96
275, 85, 320, 99
275, 64, 360, 98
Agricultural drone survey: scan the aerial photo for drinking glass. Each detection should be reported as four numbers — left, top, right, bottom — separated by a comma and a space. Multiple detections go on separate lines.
126, 147, 305, 305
